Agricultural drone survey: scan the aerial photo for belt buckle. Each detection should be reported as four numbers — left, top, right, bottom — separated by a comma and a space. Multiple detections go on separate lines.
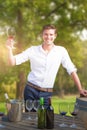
46, 88, 52, 92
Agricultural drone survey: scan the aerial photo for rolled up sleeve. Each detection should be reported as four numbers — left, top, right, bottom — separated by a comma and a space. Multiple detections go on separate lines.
14, 47, 32, 65
61, 48, 77, 75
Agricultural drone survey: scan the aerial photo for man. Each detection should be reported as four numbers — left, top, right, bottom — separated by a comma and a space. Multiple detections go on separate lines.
6, 24, 87, 107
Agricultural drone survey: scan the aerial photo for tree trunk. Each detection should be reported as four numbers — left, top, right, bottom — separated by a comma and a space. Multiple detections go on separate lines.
16, 71, 26, 99
16, 8, 25, 99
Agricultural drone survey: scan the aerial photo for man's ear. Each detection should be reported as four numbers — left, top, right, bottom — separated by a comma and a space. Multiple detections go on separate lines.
54, 34, 57, 39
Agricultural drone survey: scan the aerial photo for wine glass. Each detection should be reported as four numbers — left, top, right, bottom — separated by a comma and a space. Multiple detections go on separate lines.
58, 102, 68, 127
21, 99, 25, 113
69, 102, 79, 128
26, 99, 33, 120
33, 100, 39, 120
7, 27, 16, 49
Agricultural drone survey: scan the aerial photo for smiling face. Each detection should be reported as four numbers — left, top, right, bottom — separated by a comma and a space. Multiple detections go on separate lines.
42, 29, 57, 45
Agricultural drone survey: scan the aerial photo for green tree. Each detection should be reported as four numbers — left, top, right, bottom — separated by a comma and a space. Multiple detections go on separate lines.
0, 0, 87, 98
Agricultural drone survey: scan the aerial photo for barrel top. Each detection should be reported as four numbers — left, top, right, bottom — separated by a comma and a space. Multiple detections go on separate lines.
76, 97, 87, 101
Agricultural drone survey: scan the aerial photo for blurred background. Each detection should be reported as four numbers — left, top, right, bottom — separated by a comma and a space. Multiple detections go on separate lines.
0, 0, 87, 102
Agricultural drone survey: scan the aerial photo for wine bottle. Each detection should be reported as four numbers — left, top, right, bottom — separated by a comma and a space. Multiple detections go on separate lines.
46, 98, 54, 129
4, 93, 11, 112
38, 97, 46, 129
4, 93, 10, 103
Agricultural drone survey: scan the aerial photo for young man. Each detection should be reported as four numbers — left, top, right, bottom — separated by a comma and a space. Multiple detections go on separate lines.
6, 24, 87, 107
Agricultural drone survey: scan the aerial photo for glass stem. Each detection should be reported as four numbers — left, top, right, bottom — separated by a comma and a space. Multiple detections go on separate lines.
28, 110, 31, 119
72, 116, 75, 125
62, 115, 65, 124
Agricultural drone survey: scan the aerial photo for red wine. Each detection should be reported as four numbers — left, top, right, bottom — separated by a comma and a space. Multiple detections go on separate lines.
60, 111, 67, 116
71, 112, 77, 116
46, 98, 54, 129
0, 112, 4, 116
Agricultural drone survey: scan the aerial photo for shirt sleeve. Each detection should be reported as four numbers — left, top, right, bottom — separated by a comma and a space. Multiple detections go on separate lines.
14, 47, 32, 65
61, 48, 77, 75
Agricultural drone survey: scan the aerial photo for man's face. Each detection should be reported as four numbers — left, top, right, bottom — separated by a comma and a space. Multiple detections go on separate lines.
42, 29, 57, 45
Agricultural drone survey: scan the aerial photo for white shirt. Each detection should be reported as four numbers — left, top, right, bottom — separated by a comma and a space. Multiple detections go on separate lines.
15, 45, 77, 88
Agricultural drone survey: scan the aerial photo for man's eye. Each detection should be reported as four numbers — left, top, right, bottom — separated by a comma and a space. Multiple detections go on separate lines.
50, 34, 53, 36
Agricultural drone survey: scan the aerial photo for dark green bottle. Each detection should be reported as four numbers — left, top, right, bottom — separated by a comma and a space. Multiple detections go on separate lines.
46, 98, 54, 129
38, 97, 46, 129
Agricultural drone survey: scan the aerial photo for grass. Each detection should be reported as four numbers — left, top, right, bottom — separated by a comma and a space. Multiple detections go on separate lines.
0, 102, 6, 113
52, 95, 78, 114
0, 95, 78, 115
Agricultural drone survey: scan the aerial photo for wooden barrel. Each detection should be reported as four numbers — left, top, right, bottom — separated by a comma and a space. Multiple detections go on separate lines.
76, 97, 87, 129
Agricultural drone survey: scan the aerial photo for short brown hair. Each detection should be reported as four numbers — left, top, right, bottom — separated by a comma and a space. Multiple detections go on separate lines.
42, 24, 57, 34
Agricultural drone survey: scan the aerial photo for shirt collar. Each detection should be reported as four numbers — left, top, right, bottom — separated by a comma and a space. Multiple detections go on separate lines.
39, 44, 56, 54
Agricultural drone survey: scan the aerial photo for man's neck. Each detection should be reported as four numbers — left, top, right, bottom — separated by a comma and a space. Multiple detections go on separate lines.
42, 43, 54, 53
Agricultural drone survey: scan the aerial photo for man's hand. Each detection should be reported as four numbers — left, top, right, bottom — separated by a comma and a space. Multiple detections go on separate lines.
80, 89, 87, 97
6, 38, 16, 50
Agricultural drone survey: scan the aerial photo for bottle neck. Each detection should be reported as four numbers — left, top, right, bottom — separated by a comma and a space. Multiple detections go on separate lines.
40, 97, 44, 106
4, 93, 9, 100
4, 93, 10, 103
48, 98, 52, 106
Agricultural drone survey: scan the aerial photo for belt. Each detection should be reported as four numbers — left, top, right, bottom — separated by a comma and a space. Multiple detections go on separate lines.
27, 82, 53, 92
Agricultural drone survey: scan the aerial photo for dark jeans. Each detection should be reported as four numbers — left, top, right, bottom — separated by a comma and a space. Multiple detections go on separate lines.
24, 83, 53, 109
